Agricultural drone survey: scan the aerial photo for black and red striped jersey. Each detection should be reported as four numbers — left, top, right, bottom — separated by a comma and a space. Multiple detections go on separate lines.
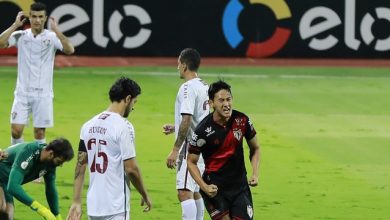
188, 110, 257, 190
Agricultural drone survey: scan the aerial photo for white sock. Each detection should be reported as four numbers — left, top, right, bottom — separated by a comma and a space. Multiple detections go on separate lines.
11, 137, 23, 145
181, 199, 197, 220
35, 138, 46, 144
195, 198, 205, 220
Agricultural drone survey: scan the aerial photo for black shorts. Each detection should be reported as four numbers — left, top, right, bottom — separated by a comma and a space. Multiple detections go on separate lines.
201, 184, 254, 220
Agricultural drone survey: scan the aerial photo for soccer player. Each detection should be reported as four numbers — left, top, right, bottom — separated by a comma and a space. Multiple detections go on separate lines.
67, 77, 152, 220
187, 80, 260, 220
163, 48, 209, 220
0, 2, 75, 145
0, 138, 74, 220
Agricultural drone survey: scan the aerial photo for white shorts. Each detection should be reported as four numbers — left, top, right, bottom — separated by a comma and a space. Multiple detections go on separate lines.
176, 157, 205, 192
88, 212, 129, 220
10, 95, 53, 128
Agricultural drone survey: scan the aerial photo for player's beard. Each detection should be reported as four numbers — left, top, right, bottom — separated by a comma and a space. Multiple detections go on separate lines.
123, 102, 131, 118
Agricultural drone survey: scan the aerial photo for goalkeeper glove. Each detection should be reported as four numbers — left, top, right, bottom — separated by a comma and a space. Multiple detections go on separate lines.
30, 201, 56, 220
56, 214, 62, 220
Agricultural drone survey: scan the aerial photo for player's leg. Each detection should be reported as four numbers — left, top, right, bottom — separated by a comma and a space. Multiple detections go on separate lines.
0, 184, 14, 220
177, 158, 197, 220
10, 96, 29, 144
32, 97, 53, 143
200, 190, 231, 220
230, 186, 254, 220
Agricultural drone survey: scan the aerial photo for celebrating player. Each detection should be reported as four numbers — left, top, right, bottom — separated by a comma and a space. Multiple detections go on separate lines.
187, 80, 260, 220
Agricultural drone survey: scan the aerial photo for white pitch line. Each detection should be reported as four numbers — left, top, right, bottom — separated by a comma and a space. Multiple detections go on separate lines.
0, 68, 389, 79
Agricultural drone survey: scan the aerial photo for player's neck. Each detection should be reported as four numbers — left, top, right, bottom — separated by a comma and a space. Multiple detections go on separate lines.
107, 103, 124, 117
31, 28, 44, 37
183, 71, 198, 81
213, 113, 229, 127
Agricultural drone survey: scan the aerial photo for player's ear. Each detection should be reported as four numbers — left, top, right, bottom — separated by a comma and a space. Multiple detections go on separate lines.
208, 99, 214, 108
125, 95, 132, 103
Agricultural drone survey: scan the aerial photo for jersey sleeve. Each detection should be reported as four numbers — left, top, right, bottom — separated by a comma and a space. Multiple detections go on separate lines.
8, 30, 24, 47
180, 83, 196, 115
188, 131, 203, 155
119, 121, 136, 160
44, 169, 59, 215
52, 32, 63, 51
79, 123, 87, 152
7, 146, 37, 206
244, 115, 257, 140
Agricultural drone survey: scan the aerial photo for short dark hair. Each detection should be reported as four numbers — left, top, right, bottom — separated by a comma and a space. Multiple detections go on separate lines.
109, 77, 141, 102
46, 138, 74, 161
179, 48, 201, 72
31, 2, 46, 12
208, 80, 232, 100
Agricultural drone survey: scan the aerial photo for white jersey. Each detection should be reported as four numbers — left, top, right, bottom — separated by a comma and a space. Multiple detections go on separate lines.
8, 29, 63, 98
80, 111, 136, 216
175, 78, 209, 164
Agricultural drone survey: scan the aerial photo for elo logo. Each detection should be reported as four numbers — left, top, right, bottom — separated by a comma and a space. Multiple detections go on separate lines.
223, 0, 292, 57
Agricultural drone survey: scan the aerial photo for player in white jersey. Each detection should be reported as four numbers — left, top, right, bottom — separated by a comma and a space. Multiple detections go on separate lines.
163, 48, 210, 220
67, 77, 151, 220
0, 2, 74, 145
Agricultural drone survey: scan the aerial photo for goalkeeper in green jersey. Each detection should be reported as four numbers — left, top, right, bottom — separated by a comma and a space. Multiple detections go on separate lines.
0, 138, 74, 220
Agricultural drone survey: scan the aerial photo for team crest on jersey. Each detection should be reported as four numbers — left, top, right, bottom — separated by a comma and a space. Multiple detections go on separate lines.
233, 128, 242, 141
42, 39, 51, 47
39, 170, 47, 177
196, 139, 206, 147
205, 126, 215, 137
247, 205, 253, 218
20, 161, 28, 170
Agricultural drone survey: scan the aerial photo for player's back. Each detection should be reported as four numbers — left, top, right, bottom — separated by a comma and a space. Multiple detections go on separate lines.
80, 111, 136, 216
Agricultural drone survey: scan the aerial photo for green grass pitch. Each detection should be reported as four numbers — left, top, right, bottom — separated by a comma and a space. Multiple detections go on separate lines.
0, 65, 389, 219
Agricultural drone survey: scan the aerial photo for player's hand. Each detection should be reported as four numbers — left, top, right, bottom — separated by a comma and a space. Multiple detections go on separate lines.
166, 148, 178, 169
0, 149, 8, 160
66, 203, 82, 220
203, 184, 218, 198
49, 17, 60, 33
141, 194, 152, 212
248, 176, 258, 187
162, 124, 175, 135
14, 11, 26, 27
30, 201, 56, 220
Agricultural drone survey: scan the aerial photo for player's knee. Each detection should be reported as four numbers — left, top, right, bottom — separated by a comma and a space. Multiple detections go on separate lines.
11, 127, 23, 139
34, 128, 45, 139
177, 189, 193, 201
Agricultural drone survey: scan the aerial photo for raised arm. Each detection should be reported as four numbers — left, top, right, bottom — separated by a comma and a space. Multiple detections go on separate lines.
247, 135, 260, 186
124, 158, 152, 212
166, 114, 192, 168
67, 151, 88, 220
0, 11, 25, 48
49, 17, 74, 55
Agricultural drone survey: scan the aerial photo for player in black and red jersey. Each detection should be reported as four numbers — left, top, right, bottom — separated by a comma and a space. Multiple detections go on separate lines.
187, 80, 260, 220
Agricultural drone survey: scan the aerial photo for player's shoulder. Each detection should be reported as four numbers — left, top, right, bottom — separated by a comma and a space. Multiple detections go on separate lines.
11, 29, 27, 38
44, 29, 57, 37
194, 113, 213, 134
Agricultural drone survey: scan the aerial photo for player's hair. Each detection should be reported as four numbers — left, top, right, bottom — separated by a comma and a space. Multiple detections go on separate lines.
179, 48, 201, 72
46, 138, 74, 161
30, 2, 46, 12
208, 80, 232, 100
109, 77, 141, 102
